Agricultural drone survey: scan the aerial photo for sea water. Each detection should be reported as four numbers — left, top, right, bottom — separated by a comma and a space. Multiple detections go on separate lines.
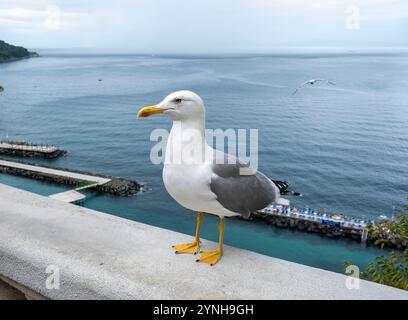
1, 50, 407, 272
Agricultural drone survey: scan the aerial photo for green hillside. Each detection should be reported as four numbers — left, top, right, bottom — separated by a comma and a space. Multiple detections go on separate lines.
0, 40, 38, 62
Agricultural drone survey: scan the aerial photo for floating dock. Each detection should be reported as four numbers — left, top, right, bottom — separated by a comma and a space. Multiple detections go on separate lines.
0, 141, 67, 159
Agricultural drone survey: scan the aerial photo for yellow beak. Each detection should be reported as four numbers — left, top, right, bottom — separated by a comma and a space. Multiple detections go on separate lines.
137, 105, 164, 118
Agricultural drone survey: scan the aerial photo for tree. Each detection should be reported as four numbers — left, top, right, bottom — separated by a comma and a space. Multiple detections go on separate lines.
0, 40, 36, 61
368, 214, 408, 249
344, 200, 408, 291
345, 251, 407, 290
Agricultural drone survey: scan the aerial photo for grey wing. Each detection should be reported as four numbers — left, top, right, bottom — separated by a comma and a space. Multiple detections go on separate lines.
210, 158, 279, 218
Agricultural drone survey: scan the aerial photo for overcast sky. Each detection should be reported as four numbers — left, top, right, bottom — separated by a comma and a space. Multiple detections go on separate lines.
1, 0, 407, 53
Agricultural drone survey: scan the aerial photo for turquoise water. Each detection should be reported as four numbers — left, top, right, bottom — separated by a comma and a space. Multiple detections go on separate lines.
1, 50, 407, 273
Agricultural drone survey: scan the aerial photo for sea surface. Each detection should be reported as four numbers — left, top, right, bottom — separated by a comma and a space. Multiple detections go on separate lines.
1, 50, 407, 273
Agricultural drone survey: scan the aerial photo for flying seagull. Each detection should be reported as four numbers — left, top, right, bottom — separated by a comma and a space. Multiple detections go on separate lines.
137, 91, 290, 265
293, 79, 335, 95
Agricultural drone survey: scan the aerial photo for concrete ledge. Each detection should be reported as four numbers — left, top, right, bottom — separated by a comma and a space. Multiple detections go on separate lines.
0, 183, 407, 300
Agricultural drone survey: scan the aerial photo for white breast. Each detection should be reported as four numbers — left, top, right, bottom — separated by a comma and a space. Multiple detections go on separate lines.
163, 164, 238, 217
162, 123, 238, 217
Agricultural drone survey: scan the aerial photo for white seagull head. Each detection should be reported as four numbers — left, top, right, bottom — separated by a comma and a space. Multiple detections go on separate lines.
138, 90, 205, 121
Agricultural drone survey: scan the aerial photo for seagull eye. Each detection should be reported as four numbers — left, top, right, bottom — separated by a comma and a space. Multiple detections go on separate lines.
173, 98, 182, 104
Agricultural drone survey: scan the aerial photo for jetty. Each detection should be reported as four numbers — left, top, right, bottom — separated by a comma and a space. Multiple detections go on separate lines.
251, 204, 371, 243
0, 159, 141, 200
0, 141, 67, 159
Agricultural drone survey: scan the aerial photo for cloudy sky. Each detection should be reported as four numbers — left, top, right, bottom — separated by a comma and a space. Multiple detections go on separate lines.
0, 0, 407, 53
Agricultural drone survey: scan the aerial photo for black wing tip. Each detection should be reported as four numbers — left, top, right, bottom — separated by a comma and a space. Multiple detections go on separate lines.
272, 180, 302, 196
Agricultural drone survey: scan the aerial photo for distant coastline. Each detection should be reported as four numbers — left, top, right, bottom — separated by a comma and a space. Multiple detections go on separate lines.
0, 40, 39, 63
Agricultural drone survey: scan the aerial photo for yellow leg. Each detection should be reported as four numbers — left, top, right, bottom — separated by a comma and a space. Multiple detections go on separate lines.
172, 212, 203, 254
196, 217, 224, 266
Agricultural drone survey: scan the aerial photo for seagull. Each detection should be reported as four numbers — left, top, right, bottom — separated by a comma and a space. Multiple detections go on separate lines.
293, 79, 335, 95
137, 91, 288, 265
0, 86, 4, 93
